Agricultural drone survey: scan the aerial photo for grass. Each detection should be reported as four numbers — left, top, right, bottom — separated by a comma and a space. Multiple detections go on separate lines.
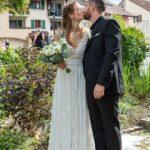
132, 71, 150, 97
123, 65, 150, 97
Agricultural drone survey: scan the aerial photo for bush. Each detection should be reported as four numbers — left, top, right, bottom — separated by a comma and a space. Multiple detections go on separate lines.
132, 68, 150, 97
113, 15, 149, 79
123, 64, 150, 97
0, 47, 56, 132
0, 128, 39, 150
122, 27, 148, 69
119, 93, 139, 115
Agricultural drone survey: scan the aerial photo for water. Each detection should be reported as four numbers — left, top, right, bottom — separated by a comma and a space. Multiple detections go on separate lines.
122, 134, 144, 150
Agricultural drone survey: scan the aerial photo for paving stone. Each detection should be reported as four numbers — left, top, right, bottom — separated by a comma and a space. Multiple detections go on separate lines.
140, 117, 150, 129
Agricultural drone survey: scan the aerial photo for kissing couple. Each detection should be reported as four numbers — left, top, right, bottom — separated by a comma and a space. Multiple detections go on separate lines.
48, 0, 124, 150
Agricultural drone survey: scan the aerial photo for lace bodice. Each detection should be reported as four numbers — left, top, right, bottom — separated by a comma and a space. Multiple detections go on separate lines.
65, 33, 88, 65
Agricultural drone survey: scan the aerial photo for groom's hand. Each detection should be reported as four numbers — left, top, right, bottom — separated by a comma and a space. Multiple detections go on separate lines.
94, 84, 105, 99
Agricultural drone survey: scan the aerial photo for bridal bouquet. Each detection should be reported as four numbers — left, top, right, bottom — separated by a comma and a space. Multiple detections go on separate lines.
40, 38, 71, 73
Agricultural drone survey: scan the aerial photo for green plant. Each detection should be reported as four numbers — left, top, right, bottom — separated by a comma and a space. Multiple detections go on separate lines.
119, 93, 139, 115
122, 65, 131, 92
122, 27, 148, 69
0, 128, 38, 150
0, 47, 55, 132
0, 48, 21, 64
113, 15, 149, 78
123, 64, 150, 97
132, 68, 150, 97
113, 15, 126, 30
0, 0, 30, 14
0, 103, 6, 119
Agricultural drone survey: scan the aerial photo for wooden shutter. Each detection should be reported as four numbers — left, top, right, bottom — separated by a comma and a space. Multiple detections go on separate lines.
41, 20, 46, 29
41, 0, 45, 9
31, 20, 35, 29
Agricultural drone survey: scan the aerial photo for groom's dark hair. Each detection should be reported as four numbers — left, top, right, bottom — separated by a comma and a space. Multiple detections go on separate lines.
89, 0, 106, 13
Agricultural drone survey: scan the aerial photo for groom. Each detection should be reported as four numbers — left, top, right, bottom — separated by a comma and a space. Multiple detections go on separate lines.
83, 0, 124, 150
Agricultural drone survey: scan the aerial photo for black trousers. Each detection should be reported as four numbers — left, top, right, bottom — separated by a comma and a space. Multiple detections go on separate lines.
86, 87, 122, 150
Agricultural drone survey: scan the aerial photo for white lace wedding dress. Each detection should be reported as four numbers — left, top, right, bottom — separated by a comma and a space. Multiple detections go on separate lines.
48, 33, 95, 150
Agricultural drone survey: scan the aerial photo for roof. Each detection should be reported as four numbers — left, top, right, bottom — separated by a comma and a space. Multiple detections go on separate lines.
76, 0, 136, 17
105, 0, 115, 5
105, 0, 136, 17
130, 0, 150, 11
106, 5, 136, 16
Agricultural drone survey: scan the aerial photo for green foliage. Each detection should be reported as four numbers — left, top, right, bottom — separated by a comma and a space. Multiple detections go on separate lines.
113, 15, 149, 77
123, 65, 150, 97
0, 47, 55, 132
0, 48, 20, 64
0, 0, 31, 14
112, 15, 126, 30
119, 93, 143, 128
122, 27, 148, 69
119, 93, 139, 115
0, 128, 38, 150
0, 103, 6, 119
132, 68, 150, 97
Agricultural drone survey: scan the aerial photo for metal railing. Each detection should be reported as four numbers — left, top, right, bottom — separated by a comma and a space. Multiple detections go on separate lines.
48, 9, 62, 17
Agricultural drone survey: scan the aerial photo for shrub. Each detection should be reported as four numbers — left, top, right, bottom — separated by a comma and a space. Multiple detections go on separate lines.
123, 64, 150, 97
122, 27, 148, 69
113, 15, 149, 78
132, 68, 150, 97
119, 93, 139, 115
0, 47, 56, 132
0, 128, 38, 150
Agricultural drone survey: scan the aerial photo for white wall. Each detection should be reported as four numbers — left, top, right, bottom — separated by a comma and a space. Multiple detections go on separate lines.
122, 0, 150, 42
26, 1, 50, 31
0, 0, 65, 47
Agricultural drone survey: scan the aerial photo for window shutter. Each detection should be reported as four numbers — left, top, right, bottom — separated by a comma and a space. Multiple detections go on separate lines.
31, 20, 35, 29
30, 2, 36, 9
41, 20, 46, 29
30, 2, 33, 9
41, 0, 45, 9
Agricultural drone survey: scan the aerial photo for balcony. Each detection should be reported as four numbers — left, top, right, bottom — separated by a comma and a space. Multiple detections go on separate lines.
48, 9, 62, 18
9, 11, 29, 17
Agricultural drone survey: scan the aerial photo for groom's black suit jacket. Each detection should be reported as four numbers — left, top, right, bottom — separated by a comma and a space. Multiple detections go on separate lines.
83, 16, 124, 96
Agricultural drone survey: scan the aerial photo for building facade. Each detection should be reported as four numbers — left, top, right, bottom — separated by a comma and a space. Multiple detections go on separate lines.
105, 0, 136, 25
0, 0, 66, 48
119, 0, 150, 42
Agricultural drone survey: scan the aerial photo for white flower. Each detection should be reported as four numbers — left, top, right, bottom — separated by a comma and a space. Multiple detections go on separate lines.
87, 30, 92, 39
83, 27, 92, 39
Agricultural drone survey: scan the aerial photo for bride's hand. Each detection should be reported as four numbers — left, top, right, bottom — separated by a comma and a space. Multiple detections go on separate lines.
57, 62, 67, 70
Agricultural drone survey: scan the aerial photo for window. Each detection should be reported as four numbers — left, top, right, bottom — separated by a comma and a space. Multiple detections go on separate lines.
30, 0, 45, 9
9, 20, 24, 29
51, 21, 61, 30
31, 20, 46, 29
50, 3, 62, 16
134, 15, 142, 23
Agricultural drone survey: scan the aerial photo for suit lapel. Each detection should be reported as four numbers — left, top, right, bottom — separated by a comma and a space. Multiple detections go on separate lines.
84, 16, 106, 55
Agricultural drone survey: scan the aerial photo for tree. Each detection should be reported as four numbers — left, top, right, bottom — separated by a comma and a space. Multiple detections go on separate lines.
0, 0, 31, 14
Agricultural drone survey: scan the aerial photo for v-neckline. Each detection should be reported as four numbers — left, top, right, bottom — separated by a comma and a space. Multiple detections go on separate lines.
66, 33, 86, 50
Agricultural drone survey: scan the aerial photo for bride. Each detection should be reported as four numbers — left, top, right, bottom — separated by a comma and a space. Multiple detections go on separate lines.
48, 1, 95, 150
